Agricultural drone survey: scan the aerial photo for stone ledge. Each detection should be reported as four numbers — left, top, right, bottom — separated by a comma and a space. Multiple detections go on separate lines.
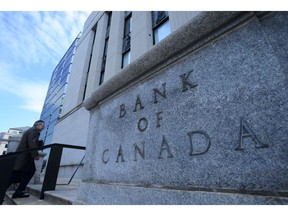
81, 180, 288, 198
76, 182, 288, 205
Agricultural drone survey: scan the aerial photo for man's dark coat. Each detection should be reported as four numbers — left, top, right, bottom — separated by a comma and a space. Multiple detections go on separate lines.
13, 126, 40, 171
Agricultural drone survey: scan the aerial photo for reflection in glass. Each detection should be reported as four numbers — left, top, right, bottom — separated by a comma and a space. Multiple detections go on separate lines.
154, 20, 170, 44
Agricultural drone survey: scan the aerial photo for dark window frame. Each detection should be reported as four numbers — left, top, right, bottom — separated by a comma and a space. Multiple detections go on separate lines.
99, 12, 112, 85
121, 11, 132, 69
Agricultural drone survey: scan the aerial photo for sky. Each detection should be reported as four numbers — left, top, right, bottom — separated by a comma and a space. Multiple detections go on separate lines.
0, 11, 91, 132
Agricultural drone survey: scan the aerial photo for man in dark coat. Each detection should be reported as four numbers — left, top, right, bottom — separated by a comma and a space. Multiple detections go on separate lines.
9, 120, 45, 198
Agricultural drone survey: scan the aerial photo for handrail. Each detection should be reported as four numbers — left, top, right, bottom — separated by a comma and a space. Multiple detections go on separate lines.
0, 143, 86, 160
0, 143, 86, 204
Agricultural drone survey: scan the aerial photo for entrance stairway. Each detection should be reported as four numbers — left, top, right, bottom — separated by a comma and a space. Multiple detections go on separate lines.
4, 179, 79, 205
0, 143, 85, 205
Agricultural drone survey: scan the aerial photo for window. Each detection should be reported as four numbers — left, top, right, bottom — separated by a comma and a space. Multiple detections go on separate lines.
99, 37, 109, 85
123, 12, 132, 40
122, 12, 132, 69
122, 52, 131, 68
151, 11, 171, 44
10, 130, 17, 135
99, 12, 112, 85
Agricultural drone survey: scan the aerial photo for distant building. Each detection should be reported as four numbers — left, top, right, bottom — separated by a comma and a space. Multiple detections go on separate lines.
39, 34, 80, 144
0, 133, 8, 155
0, 127, 29, 155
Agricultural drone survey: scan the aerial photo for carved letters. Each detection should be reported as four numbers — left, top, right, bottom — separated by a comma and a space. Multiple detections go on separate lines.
119, 70, 197, 119
137, 117, 148, 132
188, 130, 211, 156
133, 95, 144, 112
180, 70, 198, 92
235, 118, 269, 150
158, 135, 174, 159
134, 142, 145, 161
101, 70, 270, 164
153, 83, 167, 103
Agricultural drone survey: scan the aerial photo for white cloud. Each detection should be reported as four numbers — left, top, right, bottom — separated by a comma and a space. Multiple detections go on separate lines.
0, 11, 91, 113
0, 64, 48, 112
18, 81, 49, 112
0, 11, 91, 65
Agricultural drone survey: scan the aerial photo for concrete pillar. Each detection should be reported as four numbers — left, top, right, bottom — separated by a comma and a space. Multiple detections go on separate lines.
85, 12, 108, 98
131, 11, 153, 62
169, 11, 200, 32
104, 11, 124, 81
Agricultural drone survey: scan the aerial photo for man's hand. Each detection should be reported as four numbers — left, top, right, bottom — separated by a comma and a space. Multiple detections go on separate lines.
38, 140, 44, 147
34, 156, 40, 160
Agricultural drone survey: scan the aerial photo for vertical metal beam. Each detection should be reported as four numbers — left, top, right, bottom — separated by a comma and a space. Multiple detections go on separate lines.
68, 155, 85, 185
40, 145, 63, 199
0, 156, 16, 205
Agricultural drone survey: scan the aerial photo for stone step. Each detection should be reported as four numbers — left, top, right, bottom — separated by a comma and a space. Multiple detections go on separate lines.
28, 183, 78, 205
4, 179, 79, 205
5, 191, 52, 205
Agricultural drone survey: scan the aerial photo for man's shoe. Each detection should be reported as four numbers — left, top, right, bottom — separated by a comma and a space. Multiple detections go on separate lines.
12, 192, 30, 199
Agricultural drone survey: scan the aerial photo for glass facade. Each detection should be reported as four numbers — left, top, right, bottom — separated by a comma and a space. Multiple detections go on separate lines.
39, 35, 80, 144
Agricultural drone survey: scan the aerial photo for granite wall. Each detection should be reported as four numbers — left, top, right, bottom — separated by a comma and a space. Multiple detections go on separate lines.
76, 12, 288, 204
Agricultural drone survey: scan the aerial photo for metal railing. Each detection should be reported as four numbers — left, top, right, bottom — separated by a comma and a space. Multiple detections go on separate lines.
0, 143, 86, 204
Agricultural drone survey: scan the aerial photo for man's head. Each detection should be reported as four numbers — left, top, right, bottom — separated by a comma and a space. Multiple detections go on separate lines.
33, 120, 45, 131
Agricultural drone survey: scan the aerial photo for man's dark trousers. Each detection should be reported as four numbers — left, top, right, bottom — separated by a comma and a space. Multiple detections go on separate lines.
9, 163, 36, 194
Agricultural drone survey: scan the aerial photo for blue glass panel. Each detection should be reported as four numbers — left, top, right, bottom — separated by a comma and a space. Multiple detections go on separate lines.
39, 36, 80, 145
